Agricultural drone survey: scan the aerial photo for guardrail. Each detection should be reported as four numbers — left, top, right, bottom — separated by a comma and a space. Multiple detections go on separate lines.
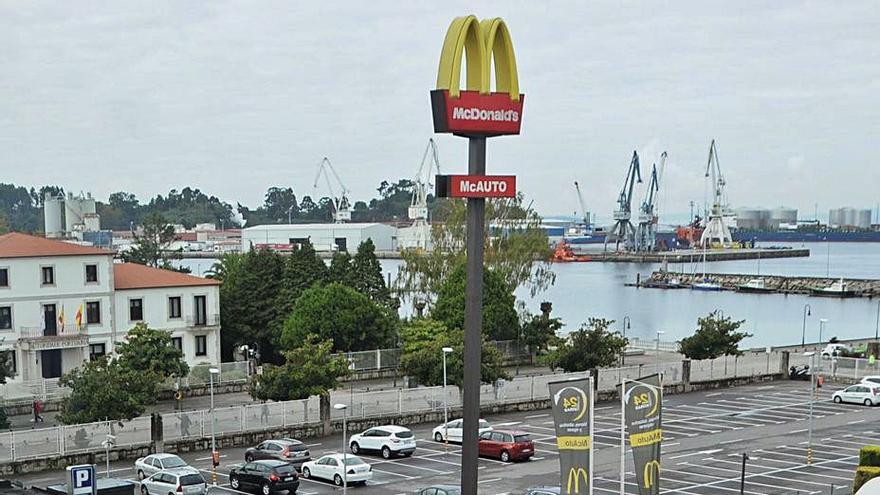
627, 336, 679, 352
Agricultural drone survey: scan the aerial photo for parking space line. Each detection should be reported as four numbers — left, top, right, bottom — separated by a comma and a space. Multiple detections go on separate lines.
675, 462, 822, 492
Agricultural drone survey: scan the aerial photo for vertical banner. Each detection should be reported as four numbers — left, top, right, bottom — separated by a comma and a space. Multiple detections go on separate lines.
620, 374, 663, 495
549, 377, 593, 495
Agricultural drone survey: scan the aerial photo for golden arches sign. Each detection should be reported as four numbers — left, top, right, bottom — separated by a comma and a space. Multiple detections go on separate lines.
431, 15, 524, 136
566, 467, 590, 494
644, 460, 661, 489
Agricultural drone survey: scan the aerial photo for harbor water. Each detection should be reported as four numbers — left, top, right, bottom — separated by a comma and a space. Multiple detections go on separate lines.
182, 242, 880, 350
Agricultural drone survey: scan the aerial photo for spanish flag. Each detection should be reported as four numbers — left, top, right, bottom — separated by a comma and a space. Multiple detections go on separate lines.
58, 305, 65, 333
75, 303, 84, 330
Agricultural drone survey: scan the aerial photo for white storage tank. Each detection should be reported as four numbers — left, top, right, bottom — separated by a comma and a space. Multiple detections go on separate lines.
64, 192, 97, 233
769, 207, 798, 230
735, 207, 769, 230
857, 209, 872, 229
43, 193, 65, 238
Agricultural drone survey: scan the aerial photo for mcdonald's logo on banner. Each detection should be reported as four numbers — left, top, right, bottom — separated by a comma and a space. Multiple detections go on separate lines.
431, 15, 525, 136
566, 467, 590, 494
643, 460, 661, 489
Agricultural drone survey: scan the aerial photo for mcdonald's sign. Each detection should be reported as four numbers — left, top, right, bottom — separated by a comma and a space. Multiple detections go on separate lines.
566, 467, 590, 494
431, 15, 524, 136
643, 460, 661, 489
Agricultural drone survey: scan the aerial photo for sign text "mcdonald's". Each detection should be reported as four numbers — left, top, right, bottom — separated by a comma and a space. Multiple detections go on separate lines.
435, 174, 517, 199
431, 90, 524, 136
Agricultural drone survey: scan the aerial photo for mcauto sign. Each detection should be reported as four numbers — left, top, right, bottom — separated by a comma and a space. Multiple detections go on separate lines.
435, 174, 516, 199
431, 16, 524, 137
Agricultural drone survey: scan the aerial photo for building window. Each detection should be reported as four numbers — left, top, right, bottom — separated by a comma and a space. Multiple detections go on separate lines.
194, 296, 207, 326
0, 306, 11, 330
195, 335, 207, 356
168, 297, 182, 319
0, 268, 8, 288
172, 337, 183, 353
1, 350, 15, 375
86, 301, 101, 325
129, 298, 143, 321
85, 264, 98, 283
89, 343, 106, 360
41, 266, 55, 286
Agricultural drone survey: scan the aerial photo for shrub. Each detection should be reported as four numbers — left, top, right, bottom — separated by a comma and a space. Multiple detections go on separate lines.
853, 466, 880, 493
860, 446, 880, 467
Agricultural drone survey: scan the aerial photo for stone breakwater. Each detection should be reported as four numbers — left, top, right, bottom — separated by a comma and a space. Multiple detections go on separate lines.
648, 271, 880, 298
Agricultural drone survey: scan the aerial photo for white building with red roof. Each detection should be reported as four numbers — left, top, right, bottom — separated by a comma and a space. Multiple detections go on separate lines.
0, 232, 221, 385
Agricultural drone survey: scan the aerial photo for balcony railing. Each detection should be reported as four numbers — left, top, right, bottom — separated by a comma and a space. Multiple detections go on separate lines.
18, 325, 89, 350
185, 314, 221, 327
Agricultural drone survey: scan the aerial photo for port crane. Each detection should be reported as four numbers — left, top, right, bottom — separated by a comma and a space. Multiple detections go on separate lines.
407, 138, 441, 249
605, 150, 642, 251
573, 181, 591, 229
313, 157, 351, 223
699, 139, 733, 247
636, 151, 666, 251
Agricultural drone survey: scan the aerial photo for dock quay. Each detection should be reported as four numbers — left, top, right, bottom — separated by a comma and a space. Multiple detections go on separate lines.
640, 271, 880, 298
588, 247, 809, 263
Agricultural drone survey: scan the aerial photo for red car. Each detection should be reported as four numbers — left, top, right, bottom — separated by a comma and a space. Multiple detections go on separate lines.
478, 429, 534, 462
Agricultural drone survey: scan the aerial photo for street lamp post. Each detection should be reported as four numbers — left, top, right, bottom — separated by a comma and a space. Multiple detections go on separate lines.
819, 318, 828, 346
804, 351, 816, 464
621, 316, 631, 366
209, 367, 220, 485
334, 403, 349, 495
801, 304, 811, 347
875, 300, 880, 341
442, 347, 453, 453
739, 453, 749, 494
655, 330, 665, 375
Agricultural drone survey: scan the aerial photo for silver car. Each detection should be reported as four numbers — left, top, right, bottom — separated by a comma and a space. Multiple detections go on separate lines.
135, 453, 190, 480
140, 468, 207, 495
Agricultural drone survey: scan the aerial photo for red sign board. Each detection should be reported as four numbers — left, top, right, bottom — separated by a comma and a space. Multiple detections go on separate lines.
431, 90, 524, 136
436, 175, 516, 198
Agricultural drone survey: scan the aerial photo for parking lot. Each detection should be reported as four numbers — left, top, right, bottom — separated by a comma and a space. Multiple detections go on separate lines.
13, 381, 879, 494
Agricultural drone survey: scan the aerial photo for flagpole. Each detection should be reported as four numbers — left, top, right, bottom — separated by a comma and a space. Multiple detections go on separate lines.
620, 377, 626, 495
590, 375, 594, 495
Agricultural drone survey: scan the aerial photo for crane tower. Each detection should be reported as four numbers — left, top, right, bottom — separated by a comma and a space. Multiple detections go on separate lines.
605, 151, 642, 251
635, 151, 666, 251
699, 139, 733, 247
313, 157, 351, 223
406, 138, 441, 249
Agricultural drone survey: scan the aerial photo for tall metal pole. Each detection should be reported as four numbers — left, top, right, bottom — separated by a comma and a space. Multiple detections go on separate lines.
210, 370, 217, 485
801, 304, 811, 347
875, 300, 880, 341
442, 348, 450, 454
739, 453, 748, 494
461, 136, 486, 495
655, 330, 664, 375
342, 407, 348, 495
619, 378, 626, 495
807, 352, 815, 464
621, 316, 630, 366
819, 319, 827, 345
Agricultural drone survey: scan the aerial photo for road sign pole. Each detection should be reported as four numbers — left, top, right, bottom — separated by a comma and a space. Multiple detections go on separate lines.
461, 135, 486, 495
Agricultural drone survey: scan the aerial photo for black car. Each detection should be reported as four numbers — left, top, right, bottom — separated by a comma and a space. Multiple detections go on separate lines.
229, 460, 299, 495
525, 487, 560, 495
244, 438, 311, 468
416, 486, 461, 495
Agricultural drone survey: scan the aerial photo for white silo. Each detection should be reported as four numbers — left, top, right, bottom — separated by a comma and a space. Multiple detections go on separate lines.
735, 208, 767, 230
842, 207, 857, 228
64, 192, 97, 233
770, 207, 798, 229
44, 193, 65, 238
857, 209, 872, 229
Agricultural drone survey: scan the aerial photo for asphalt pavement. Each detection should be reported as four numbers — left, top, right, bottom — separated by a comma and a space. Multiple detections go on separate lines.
10, 380, 876, 494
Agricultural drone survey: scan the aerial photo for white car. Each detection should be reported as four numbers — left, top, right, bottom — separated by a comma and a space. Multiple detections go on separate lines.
349, 425, 416, 459
832, 383, 880, 406
301, 453, 372, 487
135, 453, 190, 480
432, 419, 492, 443
139, 468, 207, 495
861, 376, 880, 386
821, 343, 851, 359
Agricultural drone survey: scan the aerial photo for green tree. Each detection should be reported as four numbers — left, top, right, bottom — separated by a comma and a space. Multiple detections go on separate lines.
217, 248, 286, 362
58, 357, 155, 424
350, 239, 391, 305
432, 264, 519, 341
250, 336, 350, 401
276, 240, 328, 323
116, 323, 189, 380
519, 306, 563, 360
0, 213, 9, 235
328, 251, 355, 286
398, 194, 554, 302
399, 319, 508, 388
679, 311, 752, 360
0, 351, 11, 428
546, 318, 628, 372
121, 212, 180, 269
280, 283, 397, 352
207, 252, 244, 281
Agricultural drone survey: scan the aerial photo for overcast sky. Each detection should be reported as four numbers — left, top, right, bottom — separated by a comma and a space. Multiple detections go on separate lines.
1, 1, 878, 222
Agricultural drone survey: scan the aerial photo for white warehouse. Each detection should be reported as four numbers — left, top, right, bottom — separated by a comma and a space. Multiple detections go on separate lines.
241, 223, 399, 252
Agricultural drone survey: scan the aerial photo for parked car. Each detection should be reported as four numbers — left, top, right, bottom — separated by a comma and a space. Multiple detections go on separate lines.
301, 454, 372, 486
478, 429, 535, 462
140, 468, 206, 495
229, 459, 300, 495
244, 438, 311, 468
416, 485, 462, 495
524, 487, 560, 495
432, 419, 492, 443
789, 364, 812, 381
349, 425, 416, 459
135, 453, 190, 480
861, 376, 880, 386
832, 384, 880, 406
822, 343, 851, 359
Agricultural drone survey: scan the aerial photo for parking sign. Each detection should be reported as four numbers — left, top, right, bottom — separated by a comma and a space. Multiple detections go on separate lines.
67, 464, 97, 495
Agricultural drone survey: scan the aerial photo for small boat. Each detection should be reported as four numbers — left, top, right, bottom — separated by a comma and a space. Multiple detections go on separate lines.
641, 277, 686, 289
811, 278, 856, 298
691, 278, 723, 291
736, 278, 773, 293
551, 241, 591, 262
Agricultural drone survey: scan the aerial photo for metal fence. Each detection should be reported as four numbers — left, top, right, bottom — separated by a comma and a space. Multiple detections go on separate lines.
809, 355, 880, 381
0, 416, 151, 462
162, 397, 320, 442
336, 349, 402, 372
689, 352, 781, 382
628, 337, 680, 352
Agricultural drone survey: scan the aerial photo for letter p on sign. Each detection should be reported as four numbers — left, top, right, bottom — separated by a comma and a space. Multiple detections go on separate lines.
68, 464, 96, 495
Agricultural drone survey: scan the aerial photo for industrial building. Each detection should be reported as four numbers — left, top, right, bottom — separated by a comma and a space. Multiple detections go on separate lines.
241, 223, 399, 252
829, 207, 872, 229
735, 207, 798, 230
